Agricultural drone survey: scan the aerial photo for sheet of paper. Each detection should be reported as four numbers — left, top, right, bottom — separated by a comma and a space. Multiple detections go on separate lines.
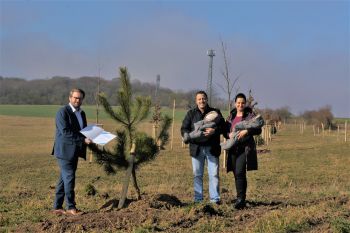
80, 124, 104, 139
80, 124, 117, 145
92, 131, 117, 145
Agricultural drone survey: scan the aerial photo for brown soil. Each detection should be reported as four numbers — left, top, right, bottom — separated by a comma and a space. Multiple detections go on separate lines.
17, 194, 349, 233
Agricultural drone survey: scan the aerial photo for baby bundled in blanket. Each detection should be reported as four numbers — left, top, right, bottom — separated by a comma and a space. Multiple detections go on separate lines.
221, 114, 264, 150
183, 111, 221, 144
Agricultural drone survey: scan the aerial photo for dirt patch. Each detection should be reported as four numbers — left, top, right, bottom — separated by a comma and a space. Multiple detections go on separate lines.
17, 190, 35, 198
257, 149, 271, 154
16, 195, 350, 232
148, 193, 183, 210
17, 194, 186, 232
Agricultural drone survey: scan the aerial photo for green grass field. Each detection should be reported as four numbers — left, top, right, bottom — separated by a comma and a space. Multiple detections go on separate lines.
0, 105, 349, 232
0, 105, 191, 122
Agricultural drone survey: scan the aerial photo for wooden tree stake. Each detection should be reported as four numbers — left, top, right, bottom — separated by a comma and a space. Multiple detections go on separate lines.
171, 99, 175, 150
345, 121, 348, 142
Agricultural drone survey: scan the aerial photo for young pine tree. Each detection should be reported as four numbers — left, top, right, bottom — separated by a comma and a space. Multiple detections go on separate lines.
89, 67, 172, 209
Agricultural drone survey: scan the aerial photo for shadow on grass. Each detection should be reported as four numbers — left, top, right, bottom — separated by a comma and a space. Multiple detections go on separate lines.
99, 198, 134, 211
149, 193, 184, 210
246, 200, 284, 207
99, 193, 184, 211
245, 195, 349, 209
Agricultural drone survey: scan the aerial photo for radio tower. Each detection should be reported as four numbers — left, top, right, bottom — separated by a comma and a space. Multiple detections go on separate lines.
207, 49, 215, 105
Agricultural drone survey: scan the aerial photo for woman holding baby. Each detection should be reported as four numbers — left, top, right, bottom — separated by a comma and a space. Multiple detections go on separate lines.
224, 93, 262, 209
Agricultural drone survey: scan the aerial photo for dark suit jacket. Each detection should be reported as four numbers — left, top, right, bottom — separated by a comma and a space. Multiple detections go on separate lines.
51, 105, 87, 161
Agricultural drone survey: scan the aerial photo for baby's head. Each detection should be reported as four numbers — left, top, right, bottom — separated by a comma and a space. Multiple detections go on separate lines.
204, 111, 219, 123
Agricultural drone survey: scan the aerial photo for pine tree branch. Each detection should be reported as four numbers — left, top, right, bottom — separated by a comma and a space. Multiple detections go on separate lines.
134, 132, 159, 168
118, 90, 132, 124
131, 96, 151, 124
118, 67, 132, 125
99, 93, 128, 126
88, 130, 129, 174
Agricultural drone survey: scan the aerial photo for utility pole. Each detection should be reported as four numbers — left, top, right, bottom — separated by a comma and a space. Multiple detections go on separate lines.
207, 49, 215, 105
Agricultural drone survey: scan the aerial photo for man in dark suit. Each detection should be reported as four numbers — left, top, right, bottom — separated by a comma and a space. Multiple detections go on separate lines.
51, 88, 92, 215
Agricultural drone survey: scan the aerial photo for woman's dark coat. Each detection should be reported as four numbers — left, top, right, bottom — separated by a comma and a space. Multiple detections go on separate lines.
225, 107, 262, 172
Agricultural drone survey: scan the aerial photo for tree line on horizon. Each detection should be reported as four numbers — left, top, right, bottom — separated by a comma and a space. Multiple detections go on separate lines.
0, 76, 195, 107
0, 75, 243, 110
0, 76, 335, 127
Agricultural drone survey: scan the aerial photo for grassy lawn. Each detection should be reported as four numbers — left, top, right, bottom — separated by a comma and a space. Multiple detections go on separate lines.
0, 105, 190, 122
0, 106, 349, 232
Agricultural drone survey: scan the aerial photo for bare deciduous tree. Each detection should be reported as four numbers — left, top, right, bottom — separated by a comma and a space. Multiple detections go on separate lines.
216, 39, 240, 112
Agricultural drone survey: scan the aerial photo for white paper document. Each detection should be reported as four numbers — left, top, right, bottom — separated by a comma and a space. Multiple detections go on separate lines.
80, 124, 117, 145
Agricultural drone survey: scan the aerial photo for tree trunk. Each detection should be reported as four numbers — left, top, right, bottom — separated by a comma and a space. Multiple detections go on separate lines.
131, 167, 141, 200
118, 144, 136, 209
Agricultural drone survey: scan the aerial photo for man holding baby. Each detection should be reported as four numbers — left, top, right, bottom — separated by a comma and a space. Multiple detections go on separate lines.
181, 91, 225, 204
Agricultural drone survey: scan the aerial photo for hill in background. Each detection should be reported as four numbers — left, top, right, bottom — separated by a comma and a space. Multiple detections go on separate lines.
0, 76, 199, 109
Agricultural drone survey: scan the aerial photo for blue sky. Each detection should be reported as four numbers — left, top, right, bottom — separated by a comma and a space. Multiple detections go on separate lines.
0, 0, 349, 117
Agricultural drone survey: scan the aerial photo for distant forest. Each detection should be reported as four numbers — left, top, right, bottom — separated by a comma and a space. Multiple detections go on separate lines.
0, 76, 201, 108
1, 76, 338, 125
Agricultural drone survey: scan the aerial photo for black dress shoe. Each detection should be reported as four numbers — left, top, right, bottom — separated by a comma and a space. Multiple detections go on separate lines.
234, 198, 246, 209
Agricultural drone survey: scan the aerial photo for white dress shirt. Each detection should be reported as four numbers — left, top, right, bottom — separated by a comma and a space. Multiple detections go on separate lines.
69, 103, 84, 129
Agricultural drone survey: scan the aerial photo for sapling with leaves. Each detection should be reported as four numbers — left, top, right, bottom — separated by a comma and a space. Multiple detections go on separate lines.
151, 100, 172, 149
89, 67, 171, 209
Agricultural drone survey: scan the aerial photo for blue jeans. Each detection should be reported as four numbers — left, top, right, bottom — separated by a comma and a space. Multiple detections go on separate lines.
53, 157, 78, 210
191, 146, 220, 203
